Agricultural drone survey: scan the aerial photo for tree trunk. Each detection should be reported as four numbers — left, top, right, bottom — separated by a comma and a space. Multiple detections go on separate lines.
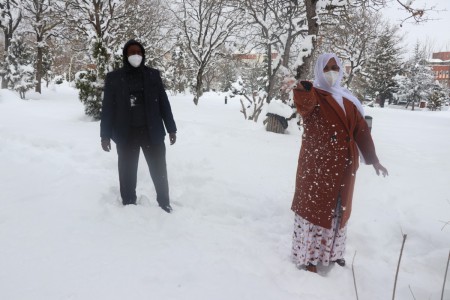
280, 30, 294, 103
193, 69, 204, 105
346, 61, 355, 87
1, 76, 7, 89
1, 32, 13, 89
2, 0, 22, 89
35, 45, 43, 93
296, 0, 319, 79
266, 38, 273, 103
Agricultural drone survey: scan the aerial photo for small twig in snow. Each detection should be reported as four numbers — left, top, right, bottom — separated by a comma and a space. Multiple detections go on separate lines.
440, 220, 450, 231
441, 250, 450, 300
408, 285, 416, 300
239, 98, 247, 120
393, 234, 407, 300
352, 251, 359, 300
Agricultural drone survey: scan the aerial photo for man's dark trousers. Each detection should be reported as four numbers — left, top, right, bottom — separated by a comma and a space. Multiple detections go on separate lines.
117, 126, 169, 206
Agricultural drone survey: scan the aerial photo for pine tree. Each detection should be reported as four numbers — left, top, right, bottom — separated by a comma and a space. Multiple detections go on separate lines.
215, 53, 237, 93
427, 83, 447, 111
22, 0, 62, 93
364, 24, 403, 107
41, 46, 53, 87
164, 35, 193, 94
0, 0, 23, 89
4, 35, 35, 99
62, 0, 128, 119
395, 43, 435, 110
75, 39, 109, 119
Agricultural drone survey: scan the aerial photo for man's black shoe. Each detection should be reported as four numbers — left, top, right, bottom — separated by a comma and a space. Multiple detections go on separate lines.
160, 204, 173, 213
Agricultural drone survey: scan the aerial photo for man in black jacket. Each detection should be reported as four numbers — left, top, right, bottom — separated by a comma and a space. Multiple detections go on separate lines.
100, 39, 177, 213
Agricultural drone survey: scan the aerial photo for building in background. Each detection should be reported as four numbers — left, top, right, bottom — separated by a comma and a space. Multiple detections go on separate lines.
429, 52, 450, 88
232, 52, 278, 64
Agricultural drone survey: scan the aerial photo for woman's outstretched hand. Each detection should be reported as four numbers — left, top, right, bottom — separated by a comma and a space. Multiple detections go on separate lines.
280, 77, 301, 94
373, 162, 389, 177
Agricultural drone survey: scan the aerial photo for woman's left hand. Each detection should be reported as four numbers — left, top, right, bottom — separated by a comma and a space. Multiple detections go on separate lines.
373, 162, 388, 177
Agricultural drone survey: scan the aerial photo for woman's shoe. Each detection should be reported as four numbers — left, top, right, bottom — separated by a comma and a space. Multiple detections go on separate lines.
333, 259, 346, 267
306, 263, 317, 273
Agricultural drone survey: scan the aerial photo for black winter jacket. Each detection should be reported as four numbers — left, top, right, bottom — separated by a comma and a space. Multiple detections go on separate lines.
101, 39, 177, 145
100, 66, 177, 145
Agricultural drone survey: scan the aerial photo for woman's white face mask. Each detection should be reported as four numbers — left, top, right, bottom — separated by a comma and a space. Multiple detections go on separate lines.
128, 54, 142, 68
324, 70, 339, 87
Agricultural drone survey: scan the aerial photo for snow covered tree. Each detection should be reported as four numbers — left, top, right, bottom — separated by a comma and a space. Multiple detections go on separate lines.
163, 34, 194, 94
4, 35, 35, 99
22, 0, 62, 93
427, 83, 448, 111
40, 46, 53, 87
61, 0, 128, 119
320, 7, 380, 88
208, 50, 239, 93
395, 43, 435, 111
239, 0, 310, 103
238, 1, 391, 102
75, 39, 109, 119
108, 0, 177, 77
292, 0, 438, 83
293, 0, 375, 81
49, 37, 86, 83
230, 75, 266, 122
225, 53, 268, 122
170, 0, 241, 105
0, 0, 22, 88
237, 57, 267, 102
364, 23, 403, 107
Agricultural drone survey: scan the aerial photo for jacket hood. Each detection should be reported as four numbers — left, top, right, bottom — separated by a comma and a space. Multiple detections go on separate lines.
122, 39, 145, 68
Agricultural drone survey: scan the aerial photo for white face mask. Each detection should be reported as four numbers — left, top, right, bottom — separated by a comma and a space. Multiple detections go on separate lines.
128, 54, 142, 68
324, 70, 339, 87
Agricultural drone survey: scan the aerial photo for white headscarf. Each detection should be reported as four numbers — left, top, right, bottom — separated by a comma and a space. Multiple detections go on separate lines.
313, 53, 365, 117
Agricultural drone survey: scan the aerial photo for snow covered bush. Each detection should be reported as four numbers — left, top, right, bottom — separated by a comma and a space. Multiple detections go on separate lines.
41, 47, 57, 86
229, 76, 266, 122
427, 84, 448, 111
54, 75, 64, 85
75, 40, 110, 120
75, 70, 103, 120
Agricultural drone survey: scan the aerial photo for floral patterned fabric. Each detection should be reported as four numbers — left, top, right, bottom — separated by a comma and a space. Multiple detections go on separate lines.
291, 212, 347, 267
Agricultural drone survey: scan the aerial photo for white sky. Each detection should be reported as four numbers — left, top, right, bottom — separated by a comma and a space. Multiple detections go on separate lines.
382, 0, 450, 56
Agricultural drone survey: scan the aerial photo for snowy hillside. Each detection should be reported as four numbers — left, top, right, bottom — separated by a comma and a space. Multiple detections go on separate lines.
0, 84, 449, 300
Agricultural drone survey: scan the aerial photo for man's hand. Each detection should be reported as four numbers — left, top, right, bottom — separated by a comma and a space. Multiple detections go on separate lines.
373, 162, 388, 177
169, 132, 177, 145
101, 138, 111, 152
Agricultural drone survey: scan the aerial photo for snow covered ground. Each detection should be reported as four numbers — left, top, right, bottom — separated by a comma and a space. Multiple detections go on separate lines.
0, 84, 449, 300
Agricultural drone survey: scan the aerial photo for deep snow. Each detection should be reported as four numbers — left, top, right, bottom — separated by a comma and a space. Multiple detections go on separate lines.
0, 84, 449, 300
